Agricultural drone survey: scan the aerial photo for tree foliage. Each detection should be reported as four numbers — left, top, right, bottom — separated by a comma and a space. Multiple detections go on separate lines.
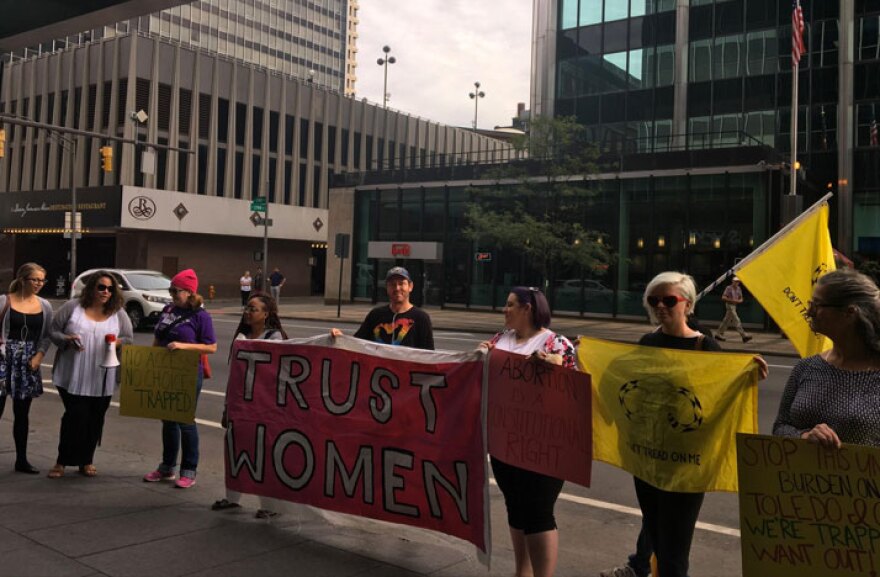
463, 116, 614, 291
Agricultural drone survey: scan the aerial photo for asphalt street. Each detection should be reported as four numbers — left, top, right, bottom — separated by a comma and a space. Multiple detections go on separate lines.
3, 310, 798, 576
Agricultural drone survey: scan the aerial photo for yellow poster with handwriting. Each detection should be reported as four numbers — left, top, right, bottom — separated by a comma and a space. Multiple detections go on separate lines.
738, 433, 880, 577
578, 337, 757, 492
119, 345, 200, 424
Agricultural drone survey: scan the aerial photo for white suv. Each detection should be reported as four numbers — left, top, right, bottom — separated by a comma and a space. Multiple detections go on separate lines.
71, 269, 173, 329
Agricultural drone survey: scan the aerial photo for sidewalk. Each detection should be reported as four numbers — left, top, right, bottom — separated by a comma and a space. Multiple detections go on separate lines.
207, 296, 798, 358
0, 297, 756, 577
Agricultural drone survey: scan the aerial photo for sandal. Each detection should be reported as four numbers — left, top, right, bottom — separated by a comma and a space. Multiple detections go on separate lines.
211, 498, 241, 511
255, 509, 279, 519
79, 464, 97, 477
47, 465, 64, 479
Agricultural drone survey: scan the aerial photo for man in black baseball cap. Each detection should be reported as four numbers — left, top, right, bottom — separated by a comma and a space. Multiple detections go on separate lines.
331, 266, 434, 349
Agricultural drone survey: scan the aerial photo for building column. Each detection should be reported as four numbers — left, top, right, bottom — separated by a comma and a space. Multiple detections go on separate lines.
672, 0, 690, 147
838, 0, 855, 254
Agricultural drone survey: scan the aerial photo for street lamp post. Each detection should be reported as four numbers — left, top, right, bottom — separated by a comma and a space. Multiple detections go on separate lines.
377, 45, 396, 108
469, 81, 485, 129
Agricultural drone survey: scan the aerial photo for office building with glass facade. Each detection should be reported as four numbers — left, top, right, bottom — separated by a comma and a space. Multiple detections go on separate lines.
327, 0, 880, 323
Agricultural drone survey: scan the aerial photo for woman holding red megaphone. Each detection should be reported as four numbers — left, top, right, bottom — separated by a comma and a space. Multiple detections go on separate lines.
48, 271, 133, 478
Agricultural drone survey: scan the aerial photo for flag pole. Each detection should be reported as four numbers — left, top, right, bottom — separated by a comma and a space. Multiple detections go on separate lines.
695, 191, 833, 301
789, 0, 803, 196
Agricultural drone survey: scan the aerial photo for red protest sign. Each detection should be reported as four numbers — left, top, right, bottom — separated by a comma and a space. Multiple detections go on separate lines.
487, 349, 592, 487
224, 338, 488, 553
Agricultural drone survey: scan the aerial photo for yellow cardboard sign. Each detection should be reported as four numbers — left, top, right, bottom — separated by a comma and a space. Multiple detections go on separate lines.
738, 433, 880, 577
119, 345, 200, 424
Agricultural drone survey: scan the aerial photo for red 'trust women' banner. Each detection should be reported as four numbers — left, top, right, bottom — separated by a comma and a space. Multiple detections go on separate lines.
224, 335, 489, 554
487, 349, 592, 487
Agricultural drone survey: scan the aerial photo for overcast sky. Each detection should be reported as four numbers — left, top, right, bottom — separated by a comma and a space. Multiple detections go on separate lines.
354, 1, 532, 130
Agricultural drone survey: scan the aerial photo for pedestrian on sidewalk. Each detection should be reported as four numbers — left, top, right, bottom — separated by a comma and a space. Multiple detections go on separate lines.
269, 267, 285, 304
253, 267, 264, 294
0, 263, 54, 474
214, 293, 287, 518
331, 266, 434, 349
714, 276, 752, 343
143, 269, 217, 489
239, 270, 253, 306
481, 286, 576, 577
48, 271, 133, 479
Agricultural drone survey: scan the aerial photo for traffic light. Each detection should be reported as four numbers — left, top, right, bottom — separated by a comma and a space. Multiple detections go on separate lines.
100, 145, 113, 172
0, 128, 6, 158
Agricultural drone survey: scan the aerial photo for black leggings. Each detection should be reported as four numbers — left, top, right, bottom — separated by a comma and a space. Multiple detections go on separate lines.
0, 396, 33, 466
491, 456, 564, 534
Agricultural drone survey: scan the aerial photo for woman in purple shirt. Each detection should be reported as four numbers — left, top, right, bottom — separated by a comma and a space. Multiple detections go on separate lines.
143, 269, 217, 489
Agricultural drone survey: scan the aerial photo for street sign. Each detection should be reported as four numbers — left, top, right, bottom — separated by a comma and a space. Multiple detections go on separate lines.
475, 252, 492, 262
249, 212, 273, 227
250, 197, 267, 212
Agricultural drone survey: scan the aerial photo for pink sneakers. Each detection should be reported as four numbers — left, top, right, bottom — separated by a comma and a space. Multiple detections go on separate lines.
174, 476, 197, 489
143, 470, 176, 482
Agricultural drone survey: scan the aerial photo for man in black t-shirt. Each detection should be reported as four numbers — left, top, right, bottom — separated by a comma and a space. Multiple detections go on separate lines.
332, 266, 434, 350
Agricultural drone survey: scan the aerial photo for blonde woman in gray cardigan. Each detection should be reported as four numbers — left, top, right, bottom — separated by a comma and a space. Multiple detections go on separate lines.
47, 271, 133, 478
0, 262, 54, 474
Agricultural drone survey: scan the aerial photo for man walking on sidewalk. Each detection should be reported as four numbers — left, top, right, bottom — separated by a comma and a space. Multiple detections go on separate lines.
269, 267, 285, 303
714, 276, 752, 343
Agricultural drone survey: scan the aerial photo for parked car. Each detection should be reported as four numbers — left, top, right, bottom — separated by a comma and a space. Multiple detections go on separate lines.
554, 278, 613, 309
71, 269, 172, 329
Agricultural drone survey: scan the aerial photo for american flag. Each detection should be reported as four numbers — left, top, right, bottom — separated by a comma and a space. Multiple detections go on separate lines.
871, 118, 878, 147
792, 0, 806, 65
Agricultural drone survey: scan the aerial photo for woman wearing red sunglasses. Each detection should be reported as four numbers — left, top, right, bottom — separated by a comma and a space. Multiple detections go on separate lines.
603, 271, 766, 577
47, 270, 133, 478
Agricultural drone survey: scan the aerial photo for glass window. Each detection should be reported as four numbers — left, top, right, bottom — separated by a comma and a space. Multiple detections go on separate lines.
860, 16, 880, 60
562, 0, 579, 29
603, 51, 629, 86
715, 0, 744, 35
856, 102, 880, 147
656, 44, 675, 86
605, 0, 628, 21
629, 48, 647, 88
688, 116, 712, 149
580, 0, 602, 26
631, 0, 647, 18
690, 39, 713, 82
652, 0, 676, 13
713, 34, 743, 79
810, 104, 836, 151
604, 20, 628, 52
744, 110, 776, 146
745, 0, 775, 30
812, 20, 838, 68
746, 29, 778, 75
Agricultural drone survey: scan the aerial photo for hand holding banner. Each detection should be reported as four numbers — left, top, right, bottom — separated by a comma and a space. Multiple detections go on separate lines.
487, 349, 591, 487
224, 335, 489, 554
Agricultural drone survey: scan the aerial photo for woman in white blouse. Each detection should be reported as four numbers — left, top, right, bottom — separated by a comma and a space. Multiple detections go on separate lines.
48, 271, 133, 478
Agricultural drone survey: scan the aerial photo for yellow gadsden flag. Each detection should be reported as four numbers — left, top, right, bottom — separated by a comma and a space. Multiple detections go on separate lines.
578, 337, 758, 493
736, 203, 835, 358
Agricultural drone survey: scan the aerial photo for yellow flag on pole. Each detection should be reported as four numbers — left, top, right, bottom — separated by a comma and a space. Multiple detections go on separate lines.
578, 337, 758, 493
735, 203, 835, 358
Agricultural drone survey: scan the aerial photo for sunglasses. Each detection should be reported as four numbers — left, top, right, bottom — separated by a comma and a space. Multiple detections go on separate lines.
96, 283, 114, 293
647, 295, 688, 308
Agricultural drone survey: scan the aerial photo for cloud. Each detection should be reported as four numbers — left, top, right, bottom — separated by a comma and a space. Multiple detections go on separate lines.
355, 0, 531, 130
